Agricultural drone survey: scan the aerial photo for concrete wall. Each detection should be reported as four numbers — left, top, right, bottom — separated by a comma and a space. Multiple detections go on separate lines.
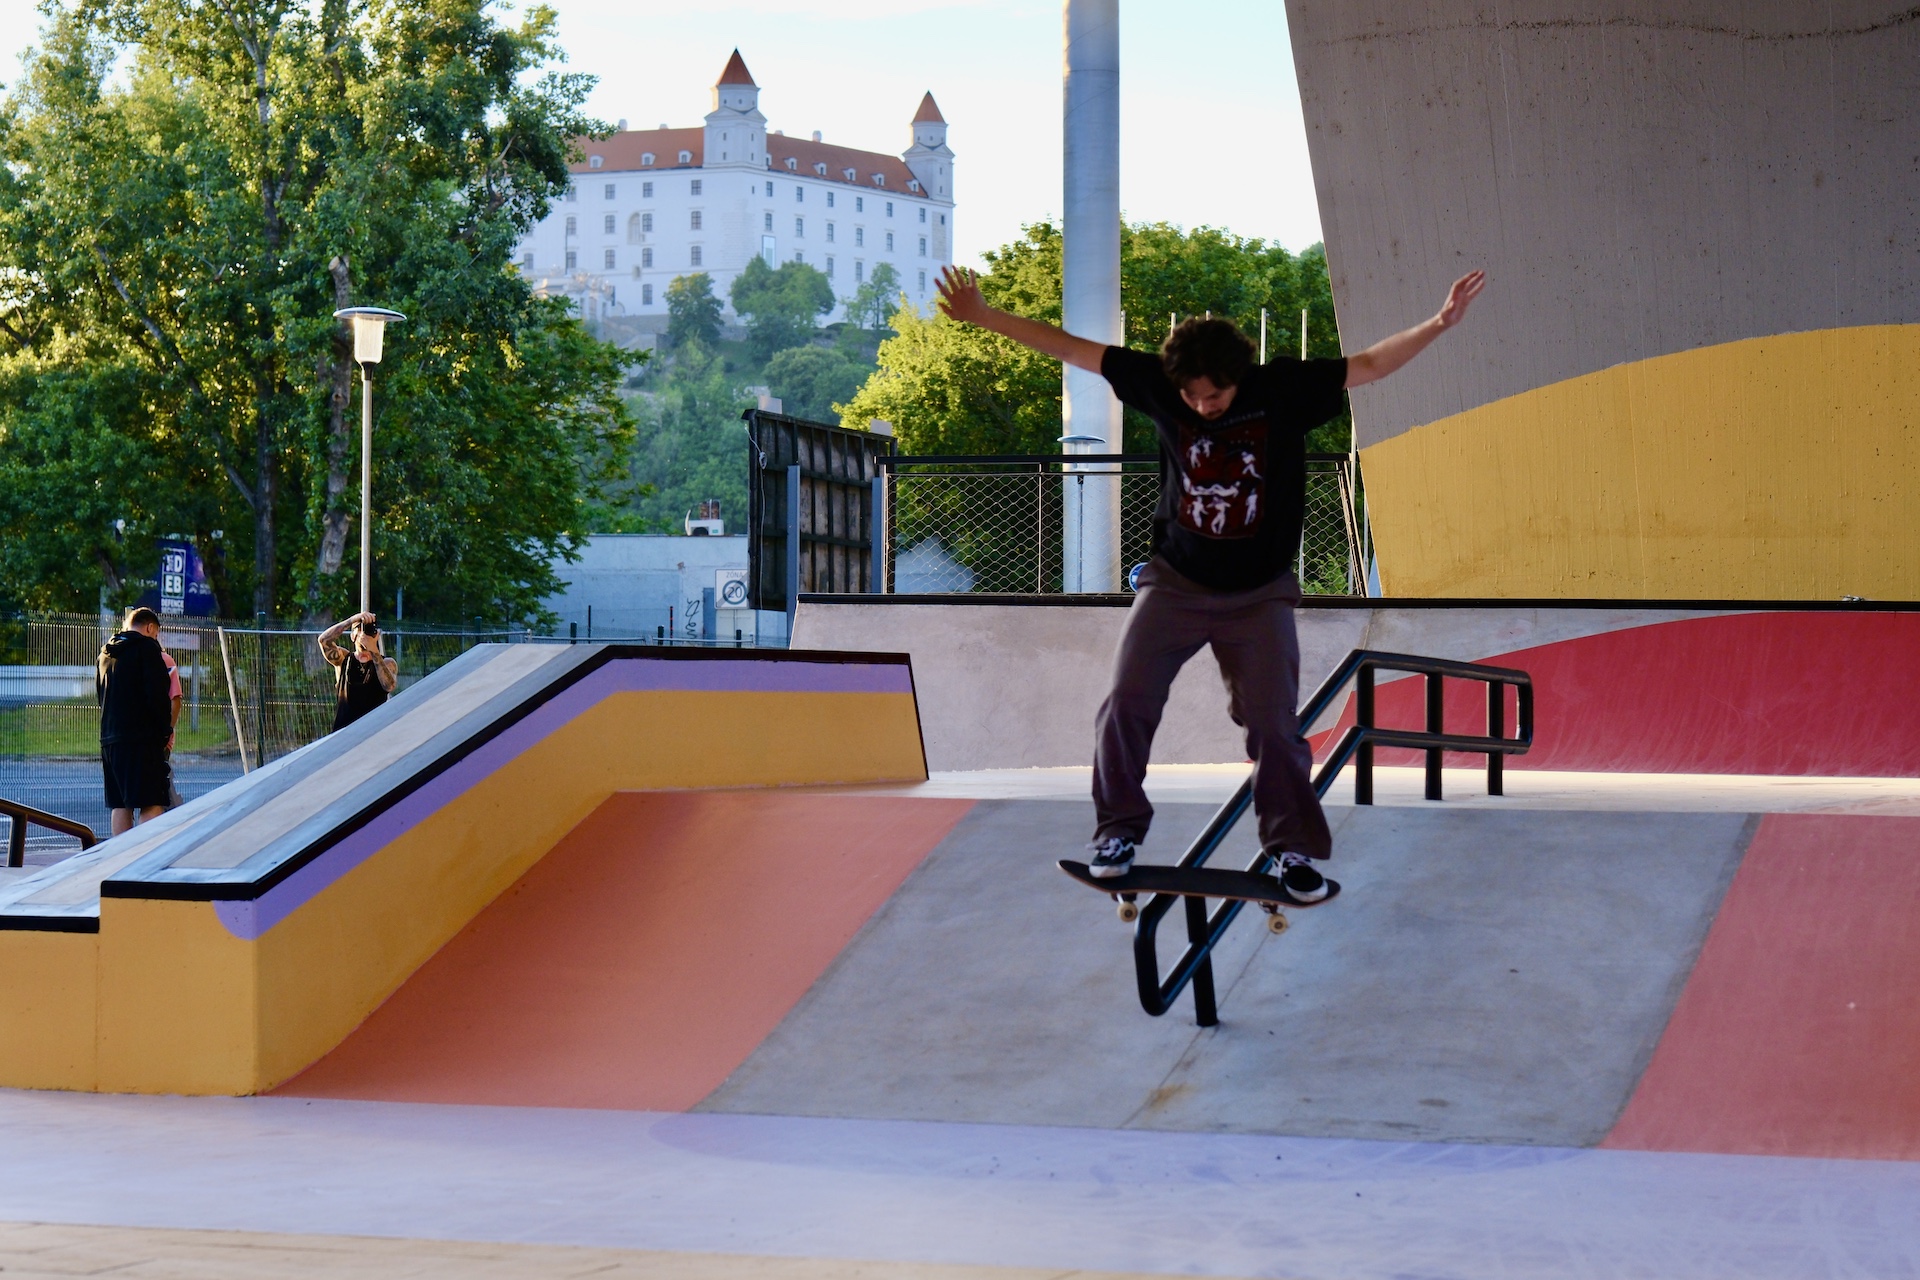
792, 599, 1722, 770
1286, 1, 1920, 598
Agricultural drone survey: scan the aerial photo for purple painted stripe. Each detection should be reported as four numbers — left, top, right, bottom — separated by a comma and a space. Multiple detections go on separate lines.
211, 658, 912, 940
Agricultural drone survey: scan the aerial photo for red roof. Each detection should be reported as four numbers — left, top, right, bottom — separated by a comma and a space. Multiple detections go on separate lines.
573, 128, 705, 173
571, 129, 931, 195
912, 93, 946, 125
717, 49, 756, 87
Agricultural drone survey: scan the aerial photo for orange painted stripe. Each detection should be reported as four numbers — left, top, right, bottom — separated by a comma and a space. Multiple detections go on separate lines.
274, 793, 972, 1111
1604, 814, 1920, 1159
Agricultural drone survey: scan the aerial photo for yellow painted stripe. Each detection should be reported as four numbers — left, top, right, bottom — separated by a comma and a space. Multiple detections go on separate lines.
1360, 325, 1920, 598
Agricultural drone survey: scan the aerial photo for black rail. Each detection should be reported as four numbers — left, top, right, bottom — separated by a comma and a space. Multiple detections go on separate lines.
1133, 649, 1533, 1025
1, 798, 98, 869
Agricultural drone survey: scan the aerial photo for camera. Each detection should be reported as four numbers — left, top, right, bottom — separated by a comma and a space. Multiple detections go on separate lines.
356, 618, 379, 637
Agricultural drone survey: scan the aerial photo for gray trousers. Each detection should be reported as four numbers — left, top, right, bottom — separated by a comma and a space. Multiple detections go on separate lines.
1092, 558, 1332, 859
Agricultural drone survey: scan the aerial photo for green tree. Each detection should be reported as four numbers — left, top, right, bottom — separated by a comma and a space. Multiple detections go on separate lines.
763, 346, 871, 423
729, 256, 834, 362
665, 272, 723, 350
840, 221, 1348, 456
606, 345, 752, 533
844, 262, 903, 332
0, 0, 633, 624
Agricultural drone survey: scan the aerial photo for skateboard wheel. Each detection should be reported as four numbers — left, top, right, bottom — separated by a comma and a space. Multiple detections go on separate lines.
1116, 900, 1140, 924
1266, 911, 1289, 935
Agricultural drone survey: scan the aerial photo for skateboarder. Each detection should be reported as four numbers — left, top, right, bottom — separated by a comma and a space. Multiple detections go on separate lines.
935, 265, 1484, 900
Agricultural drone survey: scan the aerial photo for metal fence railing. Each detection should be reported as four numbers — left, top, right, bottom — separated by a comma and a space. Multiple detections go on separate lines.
874, 454, 1369, 596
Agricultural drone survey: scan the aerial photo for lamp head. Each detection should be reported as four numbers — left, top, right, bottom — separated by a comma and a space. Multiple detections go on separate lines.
332, 306, 407, 365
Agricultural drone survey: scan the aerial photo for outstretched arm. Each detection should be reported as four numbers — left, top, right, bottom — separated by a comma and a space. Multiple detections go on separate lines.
1343, 270, 1485, 389
936, 266, 1108, 373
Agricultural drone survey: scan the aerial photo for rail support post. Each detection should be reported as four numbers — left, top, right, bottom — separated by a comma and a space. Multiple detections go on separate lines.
1488, 680, 1506, 796
1355, 667, 1375, 804
1424, 672, 1445, 800
1185, 893, 1218, 1027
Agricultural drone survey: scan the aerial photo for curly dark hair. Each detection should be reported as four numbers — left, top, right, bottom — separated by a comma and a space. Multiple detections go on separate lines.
1160, 317, 1256, 390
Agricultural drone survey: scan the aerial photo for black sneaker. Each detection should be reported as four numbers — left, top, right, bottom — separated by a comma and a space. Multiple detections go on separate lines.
1276, 851, 1329, 904
1087, 836, 1137, 879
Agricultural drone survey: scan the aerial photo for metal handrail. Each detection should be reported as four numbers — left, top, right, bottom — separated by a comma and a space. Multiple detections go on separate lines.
876, 452, 1356, 467
1, 798, 98, 869
1132, 649, 1534, 1024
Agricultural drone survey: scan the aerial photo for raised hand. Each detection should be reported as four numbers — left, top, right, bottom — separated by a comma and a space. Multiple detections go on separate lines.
936, 265, 989, 326
1436, 270, 1486, 329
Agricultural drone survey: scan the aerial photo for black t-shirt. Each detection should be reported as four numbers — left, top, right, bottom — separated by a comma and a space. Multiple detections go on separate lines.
1100, 346, 1348, 592
332, 653, 390, 732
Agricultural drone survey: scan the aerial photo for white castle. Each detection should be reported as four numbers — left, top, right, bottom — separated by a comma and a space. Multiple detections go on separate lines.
516, 50, 955, 331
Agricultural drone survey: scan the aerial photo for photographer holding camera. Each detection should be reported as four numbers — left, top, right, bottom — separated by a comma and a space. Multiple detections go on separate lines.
318, 611, 399, 733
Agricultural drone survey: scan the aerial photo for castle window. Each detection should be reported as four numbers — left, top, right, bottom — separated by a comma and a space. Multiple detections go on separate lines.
690, 179, 702, 195
886, 201, 895, 217
918, 270, 927, 293
825, 222, 835, 243
603, 248, 615, 268
565, 250, 577, 269
641, 212, 653, 233
761, 235, 776, 266
765, 181, 774, 197
908, 180, 920, 193
690, 210, 702, 230
785, 157, 798, 171
885, 231, 894, 251
843, 167, 856, 181
764, 211, 773, 231
521, 251, 533, 268
641, 247, 653, 268
855, 196, 864, 213
854, 260, 864, 282
604, 183, 615, 199
641, 154, 655, 167
589, 155, 603, 169
826, 192, 835, 208
939, 213, 946, 225
855, 227, 864, 247
642, 283, 654, 305
918, 236, 927, 256
795, 216, 804, 237
919, 207, 927, 223
814, 162, 827, 176
642, 181, 653, 198
691, 245, 703, 266
603, 214, 615, 234
564, 215, 576, 234
793, 250, 804, 264
873, 174, 886, 187
564, 184, 576, 202
678, 150, 692, 164
826, 256, 835, 278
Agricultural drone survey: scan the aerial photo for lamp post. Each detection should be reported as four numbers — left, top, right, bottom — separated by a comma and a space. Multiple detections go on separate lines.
332, 306, 406, 615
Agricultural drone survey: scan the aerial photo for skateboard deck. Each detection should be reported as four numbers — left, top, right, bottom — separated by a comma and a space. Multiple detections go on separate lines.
1058, 859, 1340, 928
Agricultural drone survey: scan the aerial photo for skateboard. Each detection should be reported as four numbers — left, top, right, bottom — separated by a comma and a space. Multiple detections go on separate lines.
1058, 859, 1341, 933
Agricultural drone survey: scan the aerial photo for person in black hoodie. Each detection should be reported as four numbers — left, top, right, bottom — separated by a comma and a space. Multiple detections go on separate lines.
98, 607, 175, 835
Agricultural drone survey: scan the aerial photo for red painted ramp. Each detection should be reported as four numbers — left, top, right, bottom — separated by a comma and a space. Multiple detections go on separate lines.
1605, 814, 1920, 1160
275, 792, 973, 1111
1324, 612, 1920, 777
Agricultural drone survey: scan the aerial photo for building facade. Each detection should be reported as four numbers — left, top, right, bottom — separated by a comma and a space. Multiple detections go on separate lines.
517, 50, 955, 329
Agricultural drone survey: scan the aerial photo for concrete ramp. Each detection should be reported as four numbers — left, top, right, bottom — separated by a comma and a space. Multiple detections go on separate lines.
276, 792, 970, 1110
701, 799, 1751, 1145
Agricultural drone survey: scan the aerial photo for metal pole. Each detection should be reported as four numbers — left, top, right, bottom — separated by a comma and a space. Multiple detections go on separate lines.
1259, 308, 1267, 363
786, 463, 801, 640
1061, 0, 1122, 593
360, 369, 372, 615
1301, 307, 1309, 360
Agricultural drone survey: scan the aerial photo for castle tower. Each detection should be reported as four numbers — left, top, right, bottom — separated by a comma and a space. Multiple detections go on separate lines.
902, 93, 953, 202
703, 49, 765, 169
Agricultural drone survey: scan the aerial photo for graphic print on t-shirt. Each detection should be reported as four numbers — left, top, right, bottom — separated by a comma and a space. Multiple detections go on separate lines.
1176, 419, 1266, 538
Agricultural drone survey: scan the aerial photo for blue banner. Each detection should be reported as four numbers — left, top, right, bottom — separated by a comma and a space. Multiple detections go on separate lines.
139, 539, 218, 617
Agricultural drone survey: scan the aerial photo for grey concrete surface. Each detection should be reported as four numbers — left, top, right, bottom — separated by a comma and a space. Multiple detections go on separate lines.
1286, 0, 1920, 446
701, 800, 1752, 1145
794, 600, 1741, 768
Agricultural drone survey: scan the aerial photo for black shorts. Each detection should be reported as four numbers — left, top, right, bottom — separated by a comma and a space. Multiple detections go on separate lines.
102, 739, 170, 810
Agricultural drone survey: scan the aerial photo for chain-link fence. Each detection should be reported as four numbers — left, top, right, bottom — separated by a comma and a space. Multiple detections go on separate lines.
877, 454, 1368, 595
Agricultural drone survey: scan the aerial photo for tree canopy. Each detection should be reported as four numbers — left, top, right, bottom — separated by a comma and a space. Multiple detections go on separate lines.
728, 257, 834, 363
0, 0, 635, 624
839, 222, 1346, 457
665, 272, 723, 350
844, 262, 903, 332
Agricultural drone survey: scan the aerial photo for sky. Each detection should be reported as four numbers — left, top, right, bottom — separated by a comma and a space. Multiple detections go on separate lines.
0, 0, 1325, 269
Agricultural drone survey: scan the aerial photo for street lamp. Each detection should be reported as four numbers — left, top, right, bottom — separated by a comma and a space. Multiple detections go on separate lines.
332, 306, 406, 615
